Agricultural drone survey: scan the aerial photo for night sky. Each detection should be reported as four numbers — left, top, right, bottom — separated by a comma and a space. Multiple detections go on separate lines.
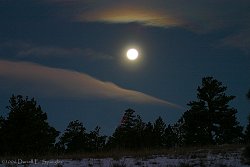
0, 0, 250, 135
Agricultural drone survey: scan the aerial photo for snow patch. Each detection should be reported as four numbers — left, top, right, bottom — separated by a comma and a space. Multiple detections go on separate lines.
0, 152, 249, 167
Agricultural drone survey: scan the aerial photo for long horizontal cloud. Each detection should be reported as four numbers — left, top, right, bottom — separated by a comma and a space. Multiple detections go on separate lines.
47, 0, 250, 50
0, 60, 182, 109
0, 41, 113, 61
18, 46, 113, 61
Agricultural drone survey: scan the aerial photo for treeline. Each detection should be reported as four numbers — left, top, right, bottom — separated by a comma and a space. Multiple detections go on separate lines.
0, 76, 250, 155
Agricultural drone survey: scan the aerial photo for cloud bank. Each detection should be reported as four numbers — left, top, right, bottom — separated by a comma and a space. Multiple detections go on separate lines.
47, 0, 250, 50
0, 60, 182, 109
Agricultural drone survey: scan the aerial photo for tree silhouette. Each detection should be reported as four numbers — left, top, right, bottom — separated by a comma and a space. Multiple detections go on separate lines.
164, 124, 178, 148
108, 109, 137, 149
58, 120, 106, 153
142, 122, 154, 147
58, 120, 88, 153
180, 77, 243, 145
107, 109, 176, 149
152, 117, 167, 147
181, 101, 211, 145
1, 95, 59, 155
245, 89, 250, 143
108, 108, 152, 149
132, 115, 146, 148
120, 108, 137, 130
247, 90, 250, 100
0, 116, 5, 154
245, 116, 250, 143
87, 126, 106, 152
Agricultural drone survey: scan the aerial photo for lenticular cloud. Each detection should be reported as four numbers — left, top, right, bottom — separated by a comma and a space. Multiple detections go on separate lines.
0, 60, 182, 109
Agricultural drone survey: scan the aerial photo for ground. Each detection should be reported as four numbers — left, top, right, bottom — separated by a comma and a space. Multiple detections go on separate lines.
1, 146, 250, 167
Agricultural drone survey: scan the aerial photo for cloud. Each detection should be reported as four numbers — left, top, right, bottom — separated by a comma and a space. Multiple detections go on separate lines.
76, 3, 182, 28
47, 0, 249, 30
0, 41, 113, 60
0, 60, 182, 109
220, 28, 250, 53
18, 46, 113, 60
48, 0, 183, 28
46, 0, 250, 50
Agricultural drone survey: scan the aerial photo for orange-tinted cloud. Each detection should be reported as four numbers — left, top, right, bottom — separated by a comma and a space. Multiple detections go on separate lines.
0, 60, 182, 109
47, 0, 250, 50
76, 3, 182, 28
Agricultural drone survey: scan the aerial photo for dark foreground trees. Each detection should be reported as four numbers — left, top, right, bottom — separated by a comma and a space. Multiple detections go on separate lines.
57, 120, 88, 153
57, 120, 106, 153
107, 109, 140, 149
179, 77, 243, 145
0, 76, 247, 155
246, 116, 250, 143
0, 95, 59, 155
107, 109, 176, 149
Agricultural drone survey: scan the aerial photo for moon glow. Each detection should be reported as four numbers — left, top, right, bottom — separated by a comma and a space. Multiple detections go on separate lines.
126, 48, 139, 60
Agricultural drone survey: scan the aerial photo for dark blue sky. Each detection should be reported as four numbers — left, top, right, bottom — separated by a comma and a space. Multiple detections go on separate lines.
0, 0, 250, 135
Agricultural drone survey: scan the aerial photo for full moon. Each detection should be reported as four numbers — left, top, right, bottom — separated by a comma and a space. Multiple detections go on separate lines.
126, 48, 138, 60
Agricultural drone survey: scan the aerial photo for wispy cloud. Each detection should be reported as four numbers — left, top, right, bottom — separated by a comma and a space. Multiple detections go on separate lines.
18, 46, 113, 60
0, 60, 182, 109
46, 0, 250, 51
0, 41, 113, 60
220, 28, 250, 53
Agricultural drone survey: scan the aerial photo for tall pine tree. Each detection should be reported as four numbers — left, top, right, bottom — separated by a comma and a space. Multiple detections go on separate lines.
108, 109, 137, 149
180, 77, 243, 145
2, 95, 59, 155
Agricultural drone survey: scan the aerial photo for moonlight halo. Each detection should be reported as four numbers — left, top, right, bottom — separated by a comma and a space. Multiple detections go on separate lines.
126, 48, 139, 61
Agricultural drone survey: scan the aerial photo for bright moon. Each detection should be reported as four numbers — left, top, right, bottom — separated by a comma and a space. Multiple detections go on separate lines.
126, 48, 138, 60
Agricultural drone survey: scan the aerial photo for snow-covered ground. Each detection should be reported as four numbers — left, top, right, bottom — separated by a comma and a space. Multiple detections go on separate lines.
1, 152, 250, 167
